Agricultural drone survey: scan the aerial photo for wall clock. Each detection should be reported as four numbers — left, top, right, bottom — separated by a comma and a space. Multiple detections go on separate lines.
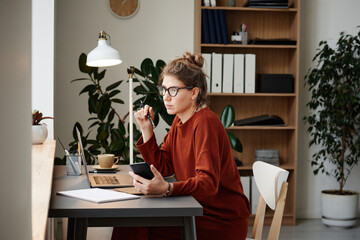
109, 0, 139, 19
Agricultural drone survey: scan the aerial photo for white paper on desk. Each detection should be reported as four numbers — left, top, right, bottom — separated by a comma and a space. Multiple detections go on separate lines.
57, 188, 140, 203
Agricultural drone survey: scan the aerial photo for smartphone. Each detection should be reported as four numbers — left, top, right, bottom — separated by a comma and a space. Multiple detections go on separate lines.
130, 162, 154, 180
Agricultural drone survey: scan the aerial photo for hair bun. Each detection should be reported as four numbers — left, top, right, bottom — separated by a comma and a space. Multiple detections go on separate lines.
182, 51, 204, 68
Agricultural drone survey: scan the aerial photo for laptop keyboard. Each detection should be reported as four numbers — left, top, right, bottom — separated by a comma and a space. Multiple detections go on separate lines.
93, 176, 120, 185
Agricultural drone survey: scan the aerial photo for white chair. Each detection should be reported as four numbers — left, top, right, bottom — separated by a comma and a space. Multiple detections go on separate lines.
247, 161, 289, 240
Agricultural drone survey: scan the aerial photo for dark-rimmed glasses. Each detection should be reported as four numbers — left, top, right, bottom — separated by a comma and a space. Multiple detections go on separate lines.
157, 86, 194, 97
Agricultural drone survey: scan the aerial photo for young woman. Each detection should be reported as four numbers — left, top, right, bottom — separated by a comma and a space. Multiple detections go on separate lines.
112, 52, 250, 240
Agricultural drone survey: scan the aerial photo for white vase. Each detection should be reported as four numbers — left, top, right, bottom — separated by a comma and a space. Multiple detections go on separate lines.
32, 124, 48, 144
321, 190, 359, 228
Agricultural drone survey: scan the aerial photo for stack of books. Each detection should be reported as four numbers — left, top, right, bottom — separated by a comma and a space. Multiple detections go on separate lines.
201, 9, 228, 44
248, 0, 289, 9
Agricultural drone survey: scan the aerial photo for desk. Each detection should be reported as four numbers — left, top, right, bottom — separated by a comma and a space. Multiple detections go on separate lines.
32, 140, 56, 240
49, 165, 203, 240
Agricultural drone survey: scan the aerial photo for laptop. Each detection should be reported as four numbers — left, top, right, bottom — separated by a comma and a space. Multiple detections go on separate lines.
76, 128, 133, 188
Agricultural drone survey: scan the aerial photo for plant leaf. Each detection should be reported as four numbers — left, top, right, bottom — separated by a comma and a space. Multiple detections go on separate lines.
227, 131, 243, 153
106, 80, 123, 92
141, 58, 154, 75
220, 105, 235, 128
79, 53, 93, 74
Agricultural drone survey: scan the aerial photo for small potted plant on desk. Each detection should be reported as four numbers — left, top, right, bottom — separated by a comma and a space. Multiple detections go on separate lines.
304, 28, 360, 228
32, 110, 54, 144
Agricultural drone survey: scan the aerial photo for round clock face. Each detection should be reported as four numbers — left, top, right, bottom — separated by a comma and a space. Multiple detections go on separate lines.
109, 0, 139, 19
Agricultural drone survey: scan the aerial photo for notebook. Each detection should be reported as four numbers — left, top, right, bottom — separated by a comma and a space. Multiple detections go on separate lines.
76, 128, 133, 188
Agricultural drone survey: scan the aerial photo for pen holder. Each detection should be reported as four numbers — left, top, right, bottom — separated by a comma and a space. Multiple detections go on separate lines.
241, 32, 248, 45
66, 153, 82, 176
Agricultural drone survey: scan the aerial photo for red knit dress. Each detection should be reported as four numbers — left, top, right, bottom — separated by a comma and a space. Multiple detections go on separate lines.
112, 107, 250, 240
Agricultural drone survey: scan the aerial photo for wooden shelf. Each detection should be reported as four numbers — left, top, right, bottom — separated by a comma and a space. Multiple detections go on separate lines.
208, 92, 296, 97
201, 6, 298, 13
227, 126, 296, 130
201, 44, 298, 49
237, 164, 295, 171
194, 0, 300, 227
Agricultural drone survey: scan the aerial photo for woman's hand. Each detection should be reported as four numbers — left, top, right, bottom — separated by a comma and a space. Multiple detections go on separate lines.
134, 104, 154, 142
129, 164, 169, 196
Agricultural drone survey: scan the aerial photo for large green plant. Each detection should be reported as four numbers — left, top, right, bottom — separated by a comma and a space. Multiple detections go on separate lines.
56, 53, 142, 164
303, 29, 360, 193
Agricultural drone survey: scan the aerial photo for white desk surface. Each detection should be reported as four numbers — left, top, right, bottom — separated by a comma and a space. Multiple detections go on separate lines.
49, 165, 203, 218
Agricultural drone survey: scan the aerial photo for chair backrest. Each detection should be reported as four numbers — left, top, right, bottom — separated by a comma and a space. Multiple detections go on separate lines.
250, 161, 289, 240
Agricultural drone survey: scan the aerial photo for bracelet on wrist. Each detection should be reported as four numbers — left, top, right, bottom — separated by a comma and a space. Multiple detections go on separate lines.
164, 182, 171, 197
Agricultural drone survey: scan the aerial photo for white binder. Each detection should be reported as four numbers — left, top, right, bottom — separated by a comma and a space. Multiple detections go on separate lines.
211, 52, 222, 93
245, 54, 256, 93
222, 54, 234, 93
202, 53, 212, 92
234, 54, 245, 93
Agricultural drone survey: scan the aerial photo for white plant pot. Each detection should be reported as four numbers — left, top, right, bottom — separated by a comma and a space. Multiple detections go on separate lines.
32, 124, 48, 144
321, 190, 359, 228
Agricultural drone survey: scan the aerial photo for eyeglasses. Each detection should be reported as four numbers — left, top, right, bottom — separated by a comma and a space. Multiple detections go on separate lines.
157, 86, 194, 97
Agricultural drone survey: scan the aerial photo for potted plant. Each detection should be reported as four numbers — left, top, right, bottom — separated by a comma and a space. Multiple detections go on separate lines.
32, 110, 54, 144
303, 29, 360, 227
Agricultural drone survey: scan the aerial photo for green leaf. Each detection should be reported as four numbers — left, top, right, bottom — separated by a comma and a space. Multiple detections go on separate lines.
118, 120, 126, 135
79, 84, 96, 95
79, 53, 93, 74
108, 90, 121, 98
95, 69, 106, 81
227, 132, 242, 153
109, 140, 124, 152
111, 98, 124, 104
156, 59, 166, 73
71, 78, 91, 83
108, 109, 115, 123
149, 66, 159, 82
97, 96, 111, 121
106, 80, 123, 92
88, 94, 99, 114
72, 122, 83, 140
220, 105, 235, 128
141, 58, 154, 75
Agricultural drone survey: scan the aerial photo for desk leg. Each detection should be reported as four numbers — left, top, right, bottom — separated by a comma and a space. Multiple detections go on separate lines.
67, 218, 75, 240
182, 216, 197, 240
67, 218, 88, 240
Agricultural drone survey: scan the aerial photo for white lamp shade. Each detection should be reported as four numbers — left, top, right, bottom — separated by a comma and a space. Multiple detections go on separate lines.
86, 39, 122, 67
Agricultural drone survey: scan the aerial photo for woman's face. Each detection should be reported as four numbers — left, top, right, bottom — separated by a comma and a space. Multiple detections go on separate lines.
162, 75, 197, 121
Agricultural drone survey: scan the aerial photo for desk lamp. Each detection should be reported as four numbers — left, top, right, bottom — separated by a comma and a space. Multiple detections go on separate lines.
86, 31, 136, 164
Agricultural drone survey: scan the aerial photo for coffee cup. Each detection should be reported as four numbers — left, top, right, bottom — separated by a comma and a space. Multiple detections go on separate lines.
97, 154, 119, 168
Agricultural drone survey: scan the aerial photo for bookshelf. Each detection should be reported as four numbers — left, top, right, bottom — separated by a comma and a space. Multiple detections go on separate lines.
194, 0, 300, 226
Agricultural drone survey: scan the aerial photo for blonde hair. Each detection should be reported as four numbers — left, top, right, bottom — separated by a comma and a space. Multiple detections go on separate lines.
159, 52, 208, 106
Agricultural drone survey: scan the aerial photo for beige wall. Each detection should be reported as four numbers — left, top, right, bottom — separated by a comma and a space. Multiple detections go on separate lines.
55, 0, 194, 158
0, 0, 32, 238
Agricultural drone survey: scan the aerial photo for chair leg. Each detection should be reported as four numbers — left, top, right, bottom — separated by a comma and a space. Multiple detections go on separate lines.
251, 195, 266, 240
267, 182, 288, 240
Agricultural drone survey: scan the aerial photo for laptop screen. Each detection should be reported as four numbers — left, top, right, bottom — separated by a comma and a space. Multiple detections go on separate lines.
76, 127, 91, 187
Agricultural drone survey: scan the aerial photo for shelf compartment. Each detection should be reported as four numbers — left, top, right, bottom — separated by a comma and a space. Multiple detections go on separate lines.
208, 95, 296, 126
229, 129, 296, 168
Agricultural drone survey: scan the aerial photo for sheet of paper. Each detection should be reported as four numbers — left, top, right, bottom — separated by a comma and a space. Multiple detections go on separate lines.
57, 188, 140, 203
